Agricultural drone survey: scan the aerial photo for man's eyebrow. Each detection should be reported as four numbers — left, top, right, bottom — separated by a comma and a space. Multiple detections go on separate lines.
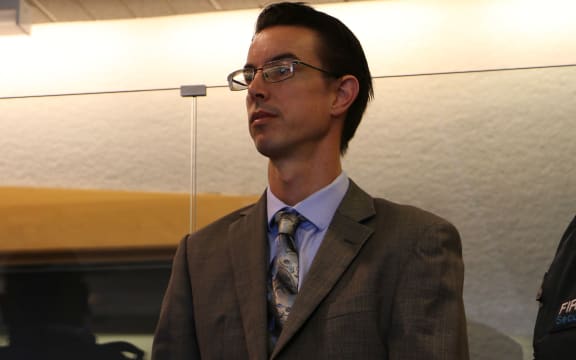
244, 53, 298, 68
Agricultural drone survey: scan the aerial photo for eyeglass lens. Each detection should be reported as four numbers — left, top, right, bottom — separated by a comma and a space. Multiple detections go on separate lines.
241, 62, 293, 85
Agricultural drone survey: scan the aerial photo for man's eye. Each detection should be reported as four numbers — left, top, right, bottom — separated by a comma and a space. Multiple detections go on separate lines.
243, 69, 255, 83
268, 66, 291, 78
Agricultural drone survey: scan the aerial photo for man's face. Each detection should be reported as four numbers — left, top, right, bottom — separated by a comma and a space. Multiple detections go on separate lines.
245, 25, 340, 160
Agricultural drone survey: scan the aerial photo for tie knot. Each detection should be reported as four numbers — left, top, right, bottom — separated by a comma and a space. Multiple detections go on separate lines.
275, 211, 302, 236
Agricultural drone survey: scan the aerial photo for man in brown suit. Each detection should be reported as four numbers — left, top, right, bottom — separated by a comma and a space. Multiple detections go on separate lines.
152, 2, 469, 359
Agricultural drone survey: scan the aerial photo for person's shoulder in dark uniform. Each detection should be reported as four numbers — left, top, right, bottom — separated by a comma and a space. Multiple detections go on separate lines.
533, 215, 576, 359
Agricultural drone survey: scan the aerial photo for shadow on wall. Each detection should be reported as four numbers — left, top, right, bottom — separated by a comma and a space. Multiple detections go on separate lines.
468, 321, 524, 360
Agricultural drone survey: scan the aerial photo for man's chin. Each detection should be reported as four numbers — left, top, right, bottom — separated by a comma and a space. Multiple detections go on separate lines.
253, 141, 289, 160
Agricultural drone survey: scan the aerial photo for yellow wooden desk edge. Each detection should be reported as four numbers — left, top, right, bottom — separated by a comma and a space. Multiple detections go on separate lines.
0, 187, 259, 265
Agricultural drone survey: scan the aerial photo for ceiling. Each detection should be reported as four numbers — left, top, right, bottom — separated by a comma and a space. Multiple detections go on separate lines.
25, 0, 365, 24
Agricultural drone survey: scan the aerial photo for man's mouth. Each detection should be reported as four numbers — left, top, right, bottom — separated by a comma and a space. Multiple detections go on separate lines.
250, 110, 277, 123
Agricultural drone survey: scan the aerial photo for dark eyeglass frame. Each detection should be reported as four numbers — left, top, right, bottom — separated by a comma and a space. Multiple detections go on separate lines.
227, 59, 339, 91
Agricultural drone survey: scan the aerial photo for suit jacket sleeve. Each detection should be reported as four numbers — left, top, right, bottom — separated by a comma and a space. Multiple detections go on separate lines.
389, 221, 469, 360
152, 235, 200, 360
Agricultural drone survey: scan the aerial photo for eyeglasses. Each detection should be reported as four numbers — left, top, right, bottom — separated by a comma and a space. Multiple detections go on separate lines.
227, 59, 338, 91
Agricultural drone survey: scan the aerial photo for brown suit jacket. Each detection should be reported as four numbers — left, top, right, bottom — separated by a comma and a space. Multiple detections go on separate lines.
152, 181, 469, 359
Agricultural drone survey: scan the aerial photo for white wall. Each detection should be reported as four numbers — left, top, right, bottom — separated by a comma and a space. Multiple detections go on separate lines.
1, 0, 575, 97
1, 1, 576, 359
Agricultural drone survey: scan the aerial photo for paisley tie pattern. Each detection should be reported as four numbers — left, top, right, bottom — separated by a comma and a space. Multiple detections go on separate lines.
270, 211, 302, 327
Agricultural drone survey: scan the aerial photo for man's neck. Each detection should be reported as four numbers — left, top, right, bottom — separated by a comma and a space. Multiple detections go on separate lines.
267, 156, 342, 206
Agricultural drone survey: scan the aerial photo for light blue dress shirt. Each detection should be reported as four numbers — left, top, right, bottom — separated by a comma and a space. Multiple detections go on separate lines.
266, 172, 350, 289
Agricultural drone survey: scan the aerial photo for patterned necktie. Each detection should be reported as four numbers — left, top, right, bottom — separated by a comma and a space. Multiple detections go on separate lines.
270, 210, 302, 329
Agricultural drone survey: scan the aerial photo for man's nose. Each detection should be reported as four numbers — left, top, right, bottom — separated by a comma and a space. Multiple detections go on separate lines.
247, 70, 268, 100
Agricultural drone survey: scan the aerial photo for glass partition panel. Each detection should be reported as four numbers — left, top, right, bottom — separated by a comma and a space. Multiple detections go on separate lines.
1, 64, 574, 359
344, 65, 576, 358
193, 65, 576, 359
0, 89, 192, 357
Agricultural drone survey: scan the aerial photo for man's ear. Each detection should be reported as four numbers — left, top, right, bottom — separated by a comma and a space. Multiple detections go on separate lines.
330, 75, 360, 118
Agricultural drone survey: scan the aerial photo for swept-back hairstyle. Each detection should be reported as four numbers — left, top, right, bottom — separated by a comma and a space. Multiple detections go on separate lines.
255, 2, 373, 154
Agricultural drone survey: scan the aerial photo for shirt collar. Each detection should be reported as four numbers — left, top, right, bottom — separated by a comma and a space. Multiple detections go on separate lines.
266, 172, 350, 231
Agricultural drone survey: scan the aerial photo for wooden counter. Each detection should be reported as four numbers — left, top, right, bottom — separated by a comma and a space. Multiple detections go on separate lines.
0, 187, 259, 265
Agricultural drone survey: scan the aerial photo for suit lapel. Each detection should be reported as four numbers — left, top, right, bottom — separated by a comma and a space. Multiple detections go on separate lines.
228, 195, 269, 360
271, 181, 376, 357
